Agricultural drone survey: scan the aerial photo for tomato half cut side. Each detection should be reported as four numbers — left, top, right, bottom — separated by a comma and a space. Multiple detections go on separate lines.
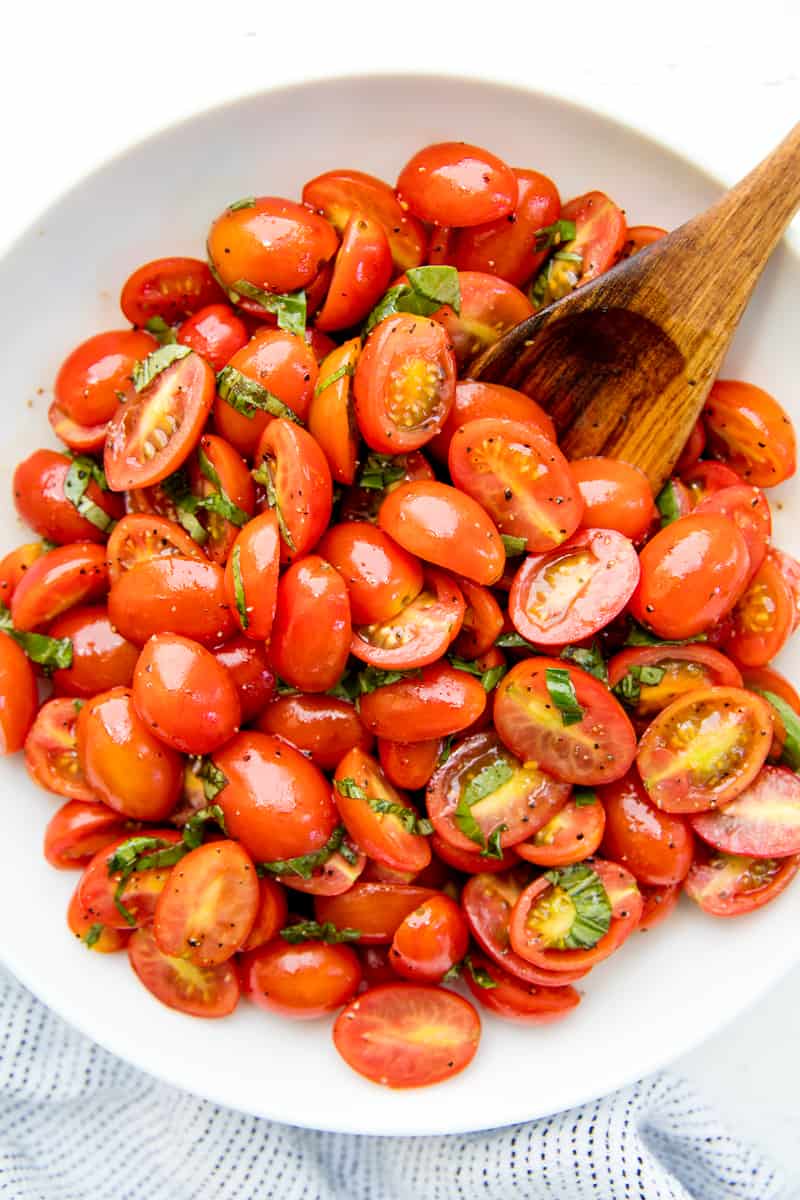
333, 983, 481, 1089
684, 845, 799, 917
532, 190, 626, 307
107, 514, 206, 584
722, 552, 795, 668
120, 257, 225, 327
334, 746, 432, 875
431, 272, 534, 369
25, 698, 95, 801
153, 841, 259, 965
462, 951, 581, 1024
128, 926, 239, 1017
516, 794, 606, 867
78, 830, 182, 929
350, 568, 464, 669
607, 645, 743, 722
44, 799, 130, 870
689, 766, 800, 858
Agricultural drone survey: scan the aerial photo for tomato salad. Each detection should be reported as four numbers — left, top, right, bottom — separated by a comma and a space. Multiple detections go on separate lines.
4, 140, 800, 1090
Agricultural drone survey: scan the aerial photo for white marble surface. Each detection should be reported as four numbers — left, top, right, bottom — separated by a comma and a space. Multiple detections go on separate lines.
1, 0, 799, 1183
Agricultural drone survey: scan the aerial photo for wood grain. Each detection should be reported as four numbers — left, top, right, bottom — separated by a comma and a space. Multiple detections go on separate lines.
469, 122, 800, 492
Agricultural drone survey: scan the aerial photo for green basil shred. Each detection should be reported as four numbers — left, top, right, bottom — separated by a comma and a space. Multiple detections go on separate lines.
363, 266, 460, 335
500, 534, 527, 556
656, 479, 683, 526
753, 689, 800, 772
0, 602, 72, 670
258, 825, 347, 881
132, 343, 190, 392
63, 456, 115, 533
545, 667, 584, 725
541, 864, 612, 949
144, 316, 177, 345
229, 281, 306, 336
217, 365, 300, 423
280, 920, 361, 945
454, 759, 513, 858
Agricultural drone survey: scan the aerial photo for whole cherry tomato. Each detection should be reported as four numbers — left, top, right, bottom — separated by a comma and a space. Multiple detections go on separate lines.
302, 168, 428, 272
571, 457, 657, 542
254, 418, 332, 564
49, 606, 139, 698
11, 543, 108, 631
269, 556, 351, 693
108, 556, 235, 647
241, 937, 361, 1020
212, 637, 275, 722
452, 168, 561, 285
177, 303, 249, 371
13, 449, 123, 545
0, 632, 38, 754
207, 196, 339, 295
223, 510, 280, 641
600, 771, 695, 885
55, 329, 157, 426
428, 379, 555, 463
256, 694, 371, 771
317, 521, 424, 625
390, 894, 468, 982
703, 379, 796, 487
358, 662, 487, 742
24, 698, 93, 800
133, 633, 241, 754
396, 142, 517, 226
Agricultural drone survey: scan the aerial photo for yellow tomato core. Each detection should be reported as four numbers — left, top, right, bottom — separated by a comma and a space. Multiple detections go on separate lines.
387, 357, 443, 429
526, 885, 576, 948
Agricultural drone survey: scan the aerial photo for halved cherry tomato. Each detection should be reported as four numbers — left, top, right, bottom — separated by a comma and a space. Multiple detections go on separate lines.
317, 521, 424, 625
619, 225, 667, 258
120, 257, 224, 327
390, 894, 468, 982
177, 303, 249, 371
13, 449, 123, 545
509, 528, 640, 646
207, 197, 339, 295
256, 694, 371, 771
302, 168, 428, 272
315, 212, 393, 331
269, 556, 351, 692
703, 379, 796, 487
636, 686, 772, 813
451, 579, 504, 659
48, 402, 109, 455
742, 665, 800, 713
494, 657, 637, 785
681, 460, 744, 505
452, 168, 561, 285
49, 606, 139, 698
153, 841, 258, 965
533, 191, 627, 306
334, 746, 431, 875
428, 379, 556, 462
607, 644, 743, 721
463, 951, 581, 1024
379, 480, 505, 586
378, 738, 442, 790
0, 632, 38, 755
431, 272, 534, 369
0, 541, 47, 605
358, 661, 487, 743
571, 458, 657, 543
255, 418, 333, 564
397, 142, 517, 227
108, 556, 234, 647
106, 514, 206, 585
78, 830, 182, 929
223, 510, 280, 641
133, 633, 241, 754
695, 485, 771, 581
630, 514, 751, 640
427, 227, 457, 265
770, 548, 800, 629
350, 567, 463, 669
675, 417, 707, 475
11, 543, 108, 631
55, 329, 158, 426
689, 766, 800, 858
67, 888, 130, 953
241, 938, 361, 1019
24, 698, 93, 799
104, 350, 215, 491
213, 637, 275, 723
516, 795, 606, 867
638, 882, 682, 931
354, 315, 456, 454
185, 433, 255, 564
240, 877, 289, 952
44, 799, 128, 869
307, 337, 360, 485
315, 882, 438, 944
599, 771, 694, 885
128, 925, 239, 1017
339, 451, 435, 525
213, 731, 338, 863
430, 831, 519, 875
684, 845, 799, 917
358, 944, 398, 988
270, 836, 366, 898
722, 552, 795, 668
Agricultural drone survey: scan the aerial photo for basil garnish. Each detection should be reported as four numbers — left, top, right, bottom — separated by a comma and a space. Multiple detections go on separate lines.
533, 219, 577, 253
454, 759, 513, 856
363, 265, 460, 335
448, 655, 507, 693
252, 458, 296, 551
315, 362, 354, 396
753, 689, 800, 772
561, 642, 608, 682
258, 825, 347, 881
132, 344, 190, 392
0, 602, 72, 670
231, 544, 248, 629
545, 667, 584, 725
500, 534, 527, 556
64, 456, 115, 533
227, 196, 256, 212
144, 316, 177, 345
280, 920, 361, 945
82, 924, 104, 949
613, 663, 666, 705
624, 621, 707, 648
573, 788, 598, 807
229, 281, 306, 336
358, 453, 407, 492
541, 864, 612, 950
217, 365, 300, 423
656, 479, 683, 527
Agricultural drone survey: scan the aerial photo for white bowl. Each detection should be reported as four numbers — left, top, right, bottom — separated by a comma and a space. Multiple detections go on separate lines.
1, 75, 798, 1136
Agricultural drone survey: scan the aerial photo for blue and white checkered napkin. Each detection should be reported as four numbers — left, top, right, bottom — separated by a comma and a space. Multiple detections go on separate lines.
0, 966, 789, 1200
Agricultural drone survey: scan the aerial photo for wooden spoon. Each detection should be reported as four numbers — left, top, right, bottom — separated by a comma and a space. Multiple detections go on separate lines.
469, 123, 800, 492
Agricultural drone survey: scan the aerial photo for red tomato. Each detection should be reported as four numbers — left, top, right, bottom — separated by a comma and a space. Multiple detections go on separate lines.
681, 460, 744, 505
317, 522, 424, 625
24, 698, 93, 800
354, 315, 456, 454
430, 831, 519, 875
674, 417, 707, 475
67, 889, 130, 953
722, 552, 795, 668
431, 272, 534, 369
338, 451, 435, 525
177, 303, 249, 371
207, 197, 339, 295
269, 556, 351, 693
48, 402, 108, 456
223, 510, 280, 641
0, 632, 38, 755
358, 945, 398, 989
334, 746, 431, 875
636, 687, 772, 814
427, 227, 457, 265
703, 379, 796, 487
742, 665, 800, 713
516, 795, 606, 867
49, 606, 138, 698
390, 894, 468, 982
55, 329, 158, 426
120, 257, 224, 327
378, 738, 441, 791
397, 142, 517, 227
494, 657, 637, 786
571, 458, 657, 542
77, 687, 182, 819
428, 379, 556, 463
108, 556, 234, 647
44, 799, 128, 869
315, 213, 393, 331
240, 877, 289, 952
379, 480, 505, 586
11, 543, 108, 631
133, 633, 241, 754
695, 485, 771, 581
533, 191, 627, 306
78, 830, 182, 929
315, 882, 438, 943
13, 449, 123, 546
358, 662, 487, 743
684, 845, 799, 917
302, 168, 428, 272
451, 579, 504, 659
620, 225, 667, 258
104, 350, 215, 491
270, 838, 366, 898
212, 637, 275, 723
599, 771, 694, 885
509, 529, 640, 646
241, 938, 361, 1019
630, 514, 751, 640
463, 951, 581, 1024
334, 983, 480, 1088
350, 567, 464, 670
452, 168, 561, 285
153, 841, 258, 965
128, 926, 239, 1017
106, 514, 206, 585
186, 434, 255, 564
213, 731, 338, 863
255, 418, 333, 564
689, 766, 800, 858
308, 338, 360, 485
0, 541, 47, 605
256, 694, 371, 771
638, 882, 681, 931
607, 644, 743, 721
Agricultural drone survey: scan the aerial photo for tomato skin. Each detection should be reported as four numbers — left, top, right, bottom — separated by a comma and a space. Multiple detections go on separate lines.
315, 212, 393, 331
213, 731, 338, 863
534, 191, 627, 306
675, 418, 707, 476
128, 925, 240, 1018
255, 418, 333, 565
378, 738, 441, 791
223, 510, 280, 641
638, 882, 681, 931
571, 458, 657, 543
48, 402, 109, 455
379, 480, 505, 586
78, 830, 182, 929
350, 567, 464, 670
44, 799, 128, 869
256, 694, 371, 771
695, 485, 771, 582
212, 637, 275, 723
390, 894, 468, 982
451, 579, 504, 660
302, 168, 428, 272
516, 796, 606, 868
630, 514, 751, 640
452, 168, 561, 285
428, 380, 556, 463
153, 841, 258, 966
430, 831, 519, 874
359, 662, 487, 743
354, 315, 456, 454
240, 877, 289, 952
317, 521, 424, 625
78, 687, 183, 819
55, 329, 158, 426
241, 938, 361, 1020
358, 945, 398, 989
106, 514, 206, 585
0, 632, 38, 754
722, 552, 795, 668
13, 449, 123, 546
684, 845, 799, 917
11, 543, 108, 632
24, 698, 93, 800
49, 606, 139, 698
308, 338, 360, 485
620, 225, 667, 258
334, 746, 432, 875
681, 460, 744, 505
177, 303, 249, 370
0, 541, 47, 606
607, 645, 743, 722
509, 528, 640, 646
208, 196, 339, 295
397, 142, 517, 227
463, 951, 581, 1024
269, 556, 351, 693
431, 272, 534, 369
315, 883, 438, 944
599, 771, 694, 886
703, 379, 796, 487
67, 888, 131, 953
133, 633, 241, 754
689, 766, 800, 858
186, 434, 255, 565
120, 257, 224, 327
108, 556, 234, 648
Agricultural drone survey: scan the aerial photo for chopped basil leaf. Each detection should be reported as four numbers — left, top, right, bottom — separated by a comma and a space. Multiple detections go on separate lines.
561, 642, 608, 682
542, 864, 612, 949
258, 825, 346, 880
227, 196, 256, 211
190, 758, 228, 802
339, 840, 359, 866
315, 362, 354, 396
356, 665, 421, 695
533, 219, 577, 252
40, 539, 58, 553
495, 631, 537, 651
367, 798, 433, 836
325, 670, 361, 702
448, 655, 506, 692
280, 920, 361, 945
500, 534, 527, 556
554, 250, 584, 264
144, 316, 177, 345
72, 699, 84, 713
197, 449, 250, 527
545, 667, 584, 725
0, 602, 72, 670
231, 544, 248, 630
252, 459, 296, 551
465, 955, 498, 989
107, 835, 181, 926
230, 280, 307, 336
442, 960, 462, 983
275, 678, 301, 696
573, 788, 598, 807
358, 453, 406, 492
217, 365, 300, 423
624, 621, 706, 648
437, 735, 454, 766
656, 479, 683, 526
132, 343, 190, 393
454, 759, 514, 852
481, 664, 508, 692
753, 689, 800, 772
63, 456, 115, 533
528, 262, 552, 308
83, 923, 103, 949
363, 265, 461, 334
182, 804, 228, 850
335, 777, 368, 800
483, 825, 507, 861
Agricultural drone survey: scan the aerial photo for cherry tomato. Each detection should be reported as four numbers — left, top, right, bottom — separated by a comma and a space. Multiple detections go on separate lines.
108, 556, 234, 647
695, 485, 771, 581
213, 731, 338, 863
120, 257, 224, 327
55, 329, 158, 426
354, 314, 456, 454
451, 579, 504, 660
463, 951, 581, 1024
494, 657, 637, 786
0, 632, 38, 755
48, 402, 109, 455
24, 698, 92, 799
256, 694, 371, 771
397, 142, 517, 227
104, 350, 215, 491
599, 771, 694, 885
630, 514, 751, 640
223, 510, 280, 641
428, 379, 555, 462
620, 225, 667, 257
269, 556, 351, 693
315, 212, 393, 331
49, 606, 138, 698
452, 168, 561, 285
128, 925, 239, 1017
722, 552, 795, 668
153, 841, 258, 966
208, 196, 339, 296
271, 837, 366, 898
689, 765, 800, 858
177, 303, 249, 371
106, 513, 206, 585
389, 894, 468, 982
44, 799, 128, 869
378, 738, 441, 791
11, 543, 108, 631
430, 831, 519, 875
241, 937, 361, 1020
607, 644, 743, 721
516, 795, 606, 868
379, 480, 505, 586
315, 882, 438, 944
358, 945, 398, 989
339, 450, 435, 524
308, 337, 360, 485
334, 746, 431, 875
681, 460, 744, 505
533, 191, 627, 306
509, 528, 640, 646
78, 830, 182, 929
675, 417, 707, 475
132, 633, 240, 754
742, 665, 800, 713
13, 449, 123, 545
571, 458, 657, 543
255, 418, 333, 564
358, 662, 487, 743
684, 845, 799, 917
0, 541, 47, 605
703, 379, 796, 487
240, 877, 289, 952
302, 168, 428, 272
212, 637, 275, 723
636, 687, 772, 814
431, 272, 534, 368
351, 567, 463, 670
317, 521, 424, 625
67, 889, 130, 953
185, 434, 255, 564
638, 882, 682, 931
